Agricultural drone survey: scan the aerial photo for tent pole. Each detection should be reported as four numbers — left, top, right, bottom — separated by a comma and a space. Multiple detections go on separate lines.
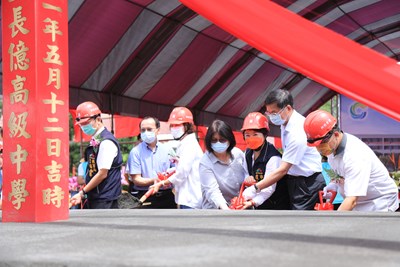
110, 93, 114, 134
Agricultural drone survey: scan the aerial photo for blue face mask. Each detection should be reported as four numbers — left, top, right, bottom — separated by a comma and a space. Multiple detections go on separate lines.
268, 114, 286, 126
141, 131, 156, 144
80, 123, 96, 136
211, 141, 229, 153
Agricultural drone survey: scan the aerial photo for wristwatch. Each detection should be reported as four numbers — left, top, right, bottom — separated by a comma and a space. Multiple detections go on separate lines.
254, 184, 260, 193
80, 188, 88, 200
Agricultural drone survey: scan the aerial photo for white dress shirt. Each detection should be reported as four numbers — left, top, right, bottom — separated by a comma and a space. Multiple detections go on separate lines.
281, 110, 322, 176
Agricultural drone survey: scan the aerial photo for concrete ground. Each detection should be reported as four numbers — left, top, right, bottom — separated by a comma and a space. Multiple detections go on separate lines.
1, 209, 399, 267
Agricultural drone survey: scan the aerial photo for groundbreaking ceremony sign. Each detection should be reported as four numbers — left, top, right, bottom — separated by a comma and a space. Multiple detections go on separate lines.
2, 0, 69, 222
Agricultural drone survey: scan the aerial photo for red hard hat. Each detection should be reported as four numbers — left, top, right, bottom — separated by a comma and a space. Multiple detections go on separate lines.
241, 112, 270, 131
304, 110, 337, 146
168, 107, 194, 124
75, 101, 101, 125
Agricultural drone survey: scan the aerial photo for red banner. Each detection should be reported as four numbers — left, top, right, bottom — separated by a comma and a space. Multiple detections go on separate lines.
2, 0, 69, 222
70, 110, 142, 142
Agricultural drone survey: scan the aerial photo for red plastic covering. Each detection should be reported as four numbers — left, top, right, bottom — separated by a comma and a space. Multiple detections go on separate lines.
180, 0, 400, 121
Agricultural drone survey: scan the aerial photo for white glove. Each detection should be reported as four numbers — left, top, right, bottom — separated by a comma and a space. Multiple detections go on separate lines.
323, 182, 338, 199
243, 185, 257, 200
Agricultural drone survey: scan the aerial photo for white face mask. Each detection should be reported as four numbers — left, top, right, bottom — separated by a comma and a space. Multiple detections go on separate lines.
211, 141, 229, 153
170, 126, 185, 140
266, 106, 287, 126
141, 131, 156, 144
268, 113, 286, 126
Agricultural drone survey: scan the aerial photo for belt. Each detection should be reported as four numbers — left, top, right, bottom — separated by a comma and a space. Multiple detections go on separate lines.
286, 172, 321, 180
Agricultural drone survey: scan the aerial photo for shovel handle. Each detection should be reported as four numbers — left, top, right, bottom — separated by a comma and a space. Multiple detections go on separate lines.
138, 172, 176, 205
326, 190, 337, 204
157, 170, 176, 181
231, 180, 256, 209
139, 188, 154, 203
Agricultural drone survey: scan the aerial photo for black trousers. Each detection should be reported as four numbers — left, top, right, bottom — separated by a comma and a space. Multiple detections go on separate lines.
87, 199, 119, 209
286, 172, 326, 210
137, 189, 177, 209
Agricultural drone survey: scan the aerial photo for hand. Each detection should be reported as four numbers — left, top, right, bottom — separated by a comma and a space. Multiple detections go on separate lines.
240, 201, 254, 210
220, 205, 230, 210
150, 181, 164, 194
157, 172, 167, 181
69, 193, 82, 207
165, 167, 176, 175
244, 176, 256, 187
243, 185, 257, 200
153, 177, 161, 184
323, 183, 338, 199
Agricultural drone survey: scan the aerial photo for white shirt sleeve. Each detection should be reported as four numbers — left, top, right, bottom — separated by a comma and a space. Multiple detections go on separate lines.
77, 162, 84, 176
128, 146, 142, 175
199, 161, 228, 209
242, 158, 250, 176
96, 140, 118, 170
168, 141, 197, 186
252, 156, 281, 206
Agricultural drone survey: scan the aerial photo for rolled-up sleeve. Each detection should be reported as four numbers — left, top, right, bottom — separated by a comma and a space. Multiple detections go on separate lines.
199, 161, 227, 209
252, 156, 281, 206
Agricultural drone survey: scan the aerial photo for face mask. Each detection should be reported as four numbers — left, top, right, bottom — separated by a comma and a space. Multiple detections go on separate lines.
170, 126, 185, 140
268, 114, 286, 126
81, 123, 96, 136
317, 142, 335, 157
211, 141, 229, 153
245, 136, 264, 150
141, 131, 156, 144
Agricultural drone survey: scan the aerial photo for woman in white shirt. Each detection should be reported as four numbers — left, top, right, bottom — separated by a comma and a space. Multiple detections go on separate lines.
152, 107, 203, 209
199, 119, 247, 209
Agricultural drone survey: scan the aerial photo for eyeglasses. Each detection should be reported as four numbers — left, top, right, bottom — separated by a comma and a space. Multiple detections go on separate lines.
140, 127, 156, 133
211, 138, 228, 143
265, 106, 286, 116
307, 130, 333, 144
75, 115, 97, 123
